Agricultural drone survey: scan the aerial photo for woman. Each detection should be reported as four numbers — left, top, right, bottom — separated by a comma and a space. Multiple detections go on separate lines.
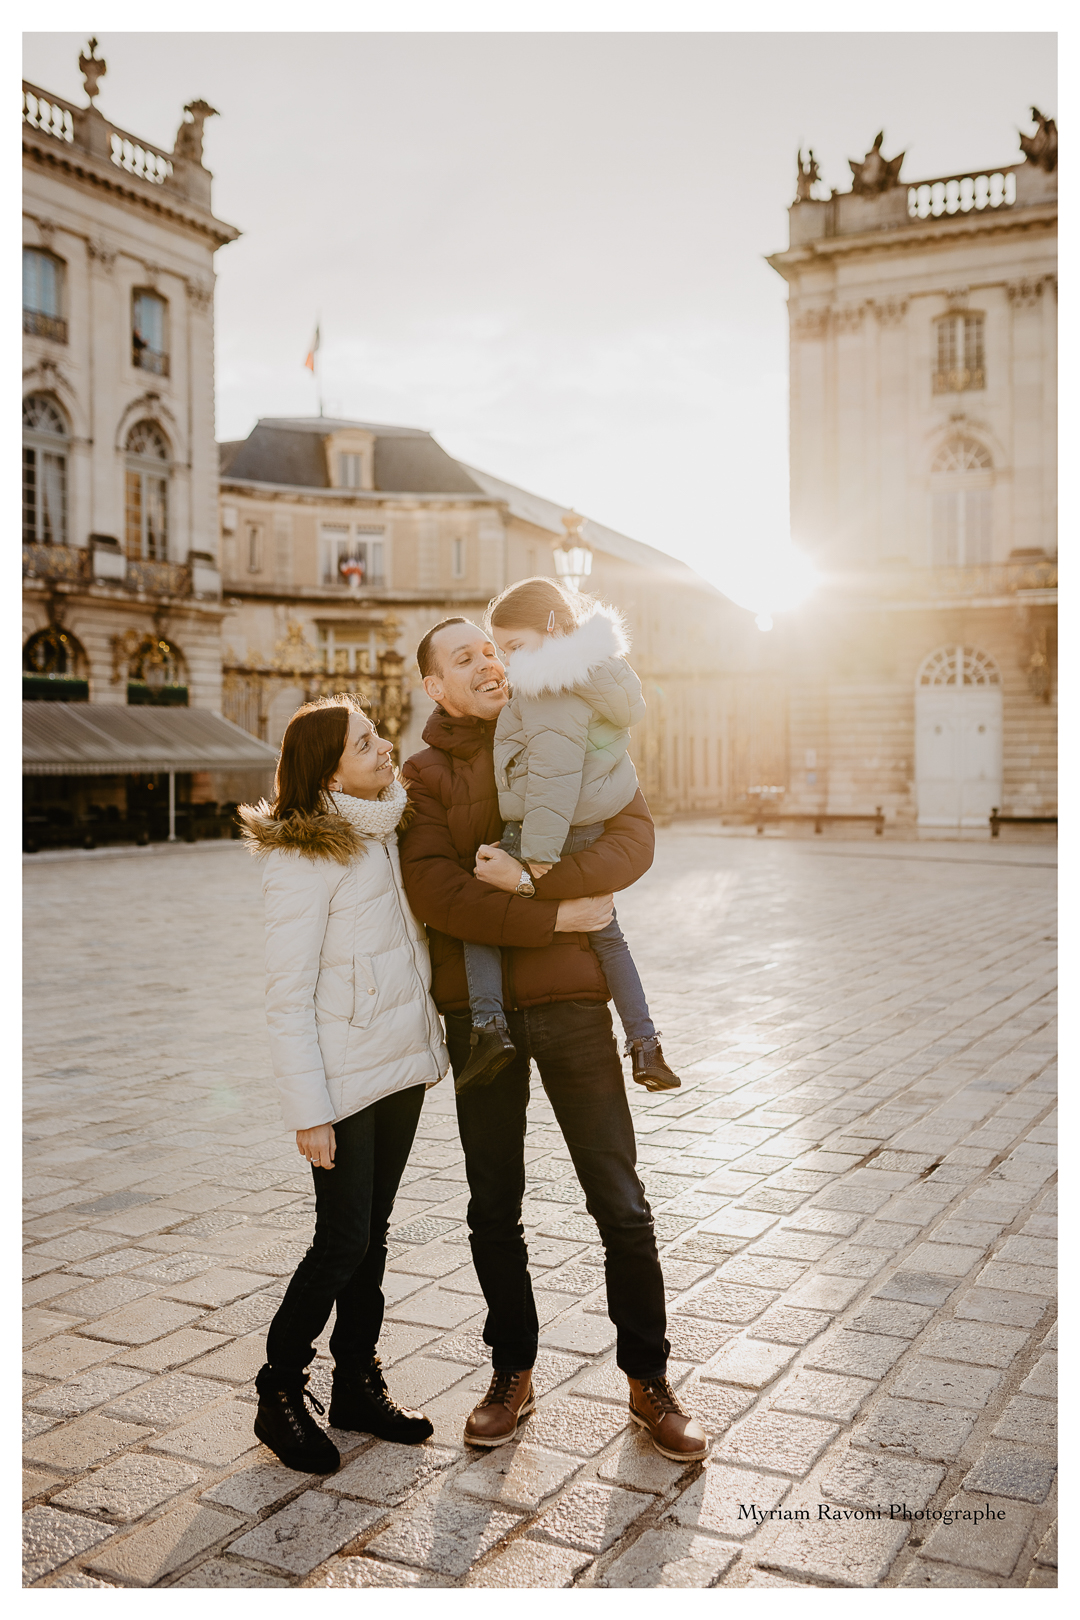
239, 695, 448, 1474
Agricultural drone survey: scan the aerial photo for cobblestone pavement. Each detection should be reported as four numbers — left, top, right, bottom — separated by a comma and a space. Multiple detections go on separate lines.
23, 826, 1056, 1589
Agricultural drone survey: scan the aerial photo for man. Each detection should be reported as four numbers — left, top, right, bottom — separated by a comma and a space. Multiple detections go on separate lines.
399, 617, 706, 1460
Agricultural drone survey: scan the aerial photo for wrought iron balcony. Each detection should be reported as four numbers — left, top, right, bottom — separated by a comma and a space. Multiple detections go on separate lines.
23, 544, 91, 584
933, 366, 986, 394
23, 310, 68, 343
125, 560, 192, 597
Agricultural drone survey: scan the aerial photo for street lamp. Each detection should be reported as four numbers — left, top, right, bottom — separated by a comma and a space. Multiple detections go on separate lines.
552, 510, 593, 593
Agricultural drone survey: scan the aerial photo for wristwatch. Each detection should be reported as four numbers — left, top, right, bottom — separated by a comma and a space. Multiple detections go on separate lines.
514, 866, 536, 898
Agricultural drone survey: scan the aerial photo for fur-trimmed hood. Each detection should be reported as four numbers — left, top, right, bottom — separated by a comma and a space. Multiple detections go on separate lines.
504, 602, 631, 700
238, 794, 414, 866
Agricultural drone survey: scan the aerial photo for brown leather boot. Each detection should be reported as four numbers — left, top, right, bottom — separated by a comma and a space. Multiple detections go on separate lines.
627, 1375, 708, 1460
463, 1368, 535, 1447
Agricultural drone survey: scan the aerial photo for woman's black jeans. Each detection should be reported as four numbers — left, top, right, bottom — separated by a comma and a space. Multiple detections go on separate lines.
265, 1083, 426, 1377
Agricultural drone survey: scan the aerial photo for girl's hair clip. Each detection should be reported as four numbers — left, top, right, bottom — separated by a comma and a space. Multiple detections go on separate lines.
546, 609, 556, 632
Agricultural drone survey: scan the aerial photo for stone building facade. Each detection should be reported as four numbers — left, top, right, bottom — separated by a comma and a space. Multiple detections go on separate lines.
22, 43, 238, 725
770, 116, 1057, 828
217, 417, 782, 813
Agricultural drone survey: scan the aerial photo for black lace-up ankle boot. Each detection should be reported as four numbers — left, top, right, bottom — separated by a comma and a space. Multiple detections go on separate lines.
253, 1364, 340, 1473
329, 1356, 434, 1444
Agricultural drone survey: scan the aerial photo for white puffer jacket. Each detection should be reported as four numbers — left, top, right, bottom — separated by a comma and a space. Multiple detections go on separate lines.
239, 786, 448, 1131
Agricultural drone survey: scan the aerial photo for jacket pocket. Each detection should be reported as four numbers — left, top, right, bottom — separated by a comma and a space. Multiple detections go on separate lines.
351, 954, 378, 1024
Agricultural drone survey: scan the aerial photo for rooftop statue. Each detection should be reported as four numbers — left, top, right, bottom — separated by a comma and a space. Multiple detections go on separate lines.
794, 148, 822, 203
848, 131, 905, 196
173, 99, 219, 166
78, 37, 106, 104
1019, 107, 1057, 173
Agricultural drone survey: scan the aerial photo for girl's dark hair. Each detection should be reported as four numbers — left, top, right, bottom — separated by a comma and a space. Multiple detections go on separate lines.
272, 694, 364, 819
487, 576, 581, 636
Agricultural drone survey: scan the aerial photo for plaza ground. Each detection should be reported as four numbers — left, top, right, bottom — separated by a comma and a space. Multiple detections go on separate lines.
23, 824, 1056, 1588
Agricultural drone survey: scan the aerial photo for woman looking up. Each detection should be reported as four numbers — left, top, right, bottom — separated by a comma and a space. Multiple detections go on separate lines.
239, 695, 447, 1473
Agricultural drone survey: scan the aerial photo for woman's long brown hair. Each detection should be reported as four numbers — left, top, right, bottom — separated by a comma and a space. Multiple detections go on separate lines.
272, 694, 363, 819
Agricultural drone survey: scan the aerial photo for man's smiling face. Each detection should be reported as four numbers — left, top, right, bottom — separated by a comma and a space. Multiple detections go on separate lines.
422, 622, 508, 721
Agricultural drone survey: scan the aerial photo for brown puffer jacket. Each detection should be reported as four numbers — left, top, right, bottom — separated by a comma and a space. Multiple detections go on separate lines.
399, 708, 655, 1013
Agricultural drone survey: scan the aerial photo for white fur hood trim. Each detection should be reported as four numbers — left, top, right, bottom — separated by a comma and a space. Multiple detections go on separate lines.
505, 603, 631, 699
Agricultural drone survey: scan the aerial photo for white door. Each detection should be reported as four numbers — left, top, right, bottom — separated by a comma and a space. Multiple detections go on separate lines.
915, 646, 1003, 828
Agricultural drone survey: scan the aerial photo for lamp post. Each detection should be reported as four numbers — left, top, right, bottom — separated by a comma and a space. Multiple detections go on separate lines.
552, 510, 593, 593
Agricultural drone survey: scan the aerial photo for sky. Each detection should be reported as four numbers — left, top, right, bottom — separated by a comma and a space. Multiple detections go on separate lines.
23, 30, 1057, 614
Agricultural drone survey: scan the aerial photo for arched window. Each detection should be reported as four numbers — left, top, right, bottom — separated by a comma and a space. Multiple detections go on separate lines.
124, 421, 170, 561
23, 248, 67, 342
23, 624, 87, 678
917, 645, 1001, 687
930, 438, 993, 567
23, 395, 70, 546
132, 289, 169, 376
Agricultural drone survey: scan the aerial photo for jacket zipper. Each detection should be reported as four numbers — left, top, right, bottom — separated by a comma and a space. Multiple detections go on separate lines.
383, 844, 444, 1075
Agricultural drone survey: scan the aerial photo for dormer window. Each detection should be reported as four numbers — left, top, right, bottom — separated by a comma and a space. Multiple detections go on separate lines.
23, 247, 67, 342
339, 453, 363, 488
132, 289, 169, 376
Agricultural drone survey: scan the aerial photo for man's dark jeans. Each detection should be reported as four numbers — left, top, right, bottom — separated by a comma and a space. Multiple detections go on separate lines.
447, 1001, 669, 1380
265, 1084, 426, 1376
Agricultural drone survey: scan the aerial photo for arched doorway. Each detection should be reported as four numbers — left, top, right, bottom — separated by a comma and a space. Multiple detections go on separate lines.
915, 646, 1002, 827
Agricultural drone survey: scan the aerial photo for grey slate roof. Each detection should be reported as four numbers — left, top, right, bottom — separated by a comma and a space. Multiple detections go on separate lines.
220, 417, 483, 495
23, 704, 279, 776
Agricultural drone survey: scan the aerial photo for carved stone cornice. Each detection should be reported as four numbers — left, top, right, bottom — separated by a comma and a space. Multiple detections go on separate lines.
791, 306, 829, 340
872, 298, 907, 327
1007, 277, 1044, 309
833, 302, 866, 335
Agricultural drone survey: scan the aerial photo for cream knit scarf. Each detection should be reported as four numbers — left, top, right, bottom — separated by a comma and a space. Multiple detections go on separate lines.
327, 778, 408, 844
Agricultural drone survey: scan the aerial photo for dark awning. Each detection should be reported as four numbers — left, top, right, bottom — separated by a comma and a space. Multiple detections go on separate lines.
23, 703, 279, 776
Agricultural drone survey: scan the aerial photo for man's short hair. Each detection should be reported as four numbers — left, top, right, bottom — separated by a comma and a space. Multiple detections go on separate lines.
416, 617, 468, 680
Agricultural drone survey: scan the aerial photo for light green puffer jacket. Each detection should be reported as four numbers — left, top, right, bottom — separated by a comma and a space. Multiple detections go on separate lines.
494, 603, 646, 865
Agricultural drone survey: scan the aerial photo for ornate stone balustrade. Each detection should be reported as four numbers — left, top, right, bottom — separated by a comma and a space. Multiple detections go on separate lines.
22, 87, 73, 143
24, 81, 177, 195
908, 168, 1017, 219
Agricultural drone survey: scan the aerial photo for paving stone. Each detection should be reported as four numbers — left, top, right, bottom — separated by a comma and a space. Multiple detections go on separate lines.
771, 1369, 877, 1422
761, 1512, 908, 1587
820, 1244, 895, 1280
682, 1381, 755, 1436
114, 1328, 233, 1373
805, 1330, 909, 1379
228, 1490, 383, 1575
873, 1272, 958, 1307
783, 1274, 864, 1312
314, 1556, 432, 1587
819, 1446, 944, 1511
666, 1462, 789, 1538
1034, 1519, 1057, 1567
701, 1208, 777, 1239
128, 1253, 216, 1284
1019, 1351, 1056, 1397
51, 1455, 201, 1523
529, 1480, 647, 1553
667, 1315, 739, 1362
24, 1412, 154, 1473
148, 1400, 261, 1466
363, 1481, 522, 1575
46, 1278, 159, 1318
523, 1394, 629, 1456
104, 1371, 225, 1428
24, 1467, 64, 1502
781, 1209, 863, 1238
454, 1442, 581, 1511
700, 1338, 796, 1389
953, 1290, 1048, 1329
193, 1294, 280, 1336
920, 1320, 1030, 1369
854, 1398, 977, 1462
23, 1308, 82, 1346
539, 1312, 617, 1355
22, 1504, 116, 1584
714, 1255, 808, 1290
78, 1299, 208, 1345
466, 1538, 591, 1587
596, 1429, 692, 1493
746, 1303, 833, 1347
331, 1441, 459, 1506
171, 1558, 290, 1587
718, 1411, 837, 1478
890, 1358, 1003, 1410
87, 1500, 241, 1584
963, 1445, 1056, 1503
899, 1560, 1001, 1587
600, 1527, 739, 1587
27, 1365, 150, 1418
991, 1396, 1056, 1449
750, 1230, 836, 1262
920, 1492, 1036, 1578
679, 1281, 779, 1325
388, 1286, 488, 1330
163, 1267, 277, 1307
976, 1262, 1055, 1298
202, 1461, 315, 1515
183, 1331, 267, 1383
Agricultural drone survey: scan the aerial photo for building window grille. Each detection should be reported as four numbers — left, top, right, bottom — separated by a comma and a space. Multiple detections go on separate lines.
22, 394, 69, 545
339, 452, 363, 488
930, 438, 993, 567
320, 525, 385, 588
132, 290, 169, 376
124, 421, 170, 561
452, 538, 466, 579
933, 313, 985, 393
23, 247, 67, 342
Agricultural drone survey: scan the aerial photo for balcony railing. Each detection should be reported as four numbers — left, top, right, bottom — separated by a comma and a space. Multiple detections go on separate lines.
126, 560, 191, 596
22, 87, 73, 143
22, 544, 91, 583
908, 168, 1017, 220
933, 366, 985, 394
23, 83, 174, 189
110, 130, 172, 187
23, 310, 68, 343
133, 346, 170, 377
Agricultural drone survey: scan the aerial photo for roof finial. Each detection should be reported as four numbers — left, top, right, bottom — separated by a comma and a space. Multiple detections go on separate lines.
79, 38, 106, 105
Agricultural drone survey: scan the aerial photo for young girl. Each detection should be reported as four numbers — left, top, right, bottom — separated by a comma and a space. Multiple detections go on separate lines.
239, 695, 448, 1473
455, 577, 681, 1096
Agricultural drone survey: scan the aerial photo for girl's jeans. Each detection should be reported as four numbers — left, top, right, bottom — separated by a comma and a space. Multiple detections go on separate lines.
463, 819, 656, 1045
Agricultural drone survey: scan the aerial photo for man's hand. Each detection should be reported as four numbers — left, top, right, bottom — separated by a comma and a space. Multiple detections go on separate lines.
296, 1123, 336, 1170
554, 894, 614, 932
474, 844, 528, 891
